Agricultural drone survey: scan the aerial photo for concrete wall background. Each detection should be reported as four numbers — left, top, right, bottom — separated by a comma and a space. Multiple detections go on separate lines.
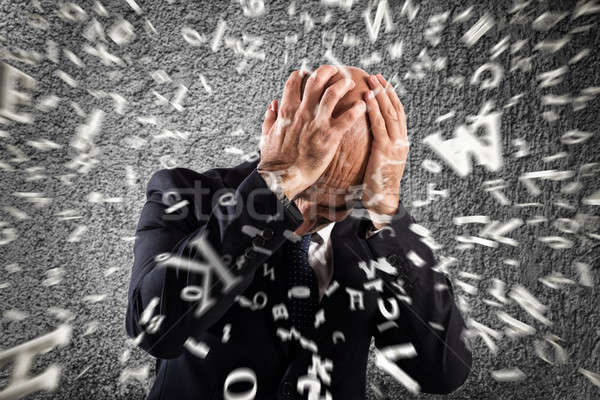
0, 0, 598, 399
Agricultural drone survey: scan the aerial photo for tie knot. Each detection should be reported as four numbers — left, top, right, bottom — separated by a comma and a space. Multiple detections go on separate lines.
299, 234, 311, 253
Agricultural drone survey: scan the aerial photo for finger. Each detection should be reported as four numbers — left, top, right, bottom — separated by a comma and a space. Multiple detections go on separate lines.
375, 74, 403, 119
316, 78, 355, 122
363, 90, 388, 143
376, 74, 407, 142
298, 64, 339, 116
262, 100, 277, 135
331, 100, 366, 136
278, 70, 303, 121
367, 75, 401, 141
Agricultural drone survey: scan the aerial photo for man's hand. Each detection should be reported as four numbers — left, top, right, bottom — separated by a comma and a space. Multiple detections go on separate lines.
258, 65, 366, 200
362, 74, 409, 229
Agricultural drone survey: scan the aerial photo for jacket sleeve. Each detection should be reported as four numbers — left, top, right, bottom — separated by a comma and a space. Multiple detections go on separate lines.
125, 167, 304, 359
365, 204, 472, 395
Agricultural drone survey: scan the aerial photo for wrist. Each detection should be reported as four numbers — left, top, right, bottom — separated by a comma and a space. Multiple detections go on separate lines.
257, 169, 298, 202
370, 220, 388, 230
367, 209, 395, 229
280, 181, 300, 201
371, 223, 383, 230
258, 165, 304, 200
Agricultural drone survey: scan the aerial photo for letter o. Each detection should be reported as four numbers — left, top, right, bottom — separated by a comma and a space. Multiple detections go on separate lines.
252, 291, 267, 310
162, 190, 182, 206
223, 368, 257, 400
181, 285, 204, 302
219, 192, 237, 207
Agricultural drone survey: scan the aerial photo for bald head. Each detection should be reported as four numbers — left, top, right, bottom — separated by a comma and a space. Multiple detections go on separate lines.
300, 66, 372, 188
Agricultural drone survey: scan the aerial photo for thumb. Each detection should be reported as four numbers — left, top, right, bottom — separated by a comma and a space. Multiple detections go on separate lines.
262, 100, 277, 135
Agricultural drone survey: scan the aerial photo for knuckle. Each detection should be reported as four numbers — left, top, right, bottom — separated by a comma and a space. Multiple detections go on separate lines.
374, 114, 386, 127
288, 118, 303, 134
311, 75, 328, 88
286, 71, 301, 87
279, 103, 295, 118
312, 66, 335, 84
295, 109, 311, 124
311, 117, 326, 132
307, 69, 319, 82
316, 64, 335, 75
384, 109, 399, 121
394, 104, 404, 116
290, 70, 301, 80
322, 87, 339, 103
296, 101, 313, 117
346, 108, 358, 121
307, 134, 327, 150
398, 106, 406, 119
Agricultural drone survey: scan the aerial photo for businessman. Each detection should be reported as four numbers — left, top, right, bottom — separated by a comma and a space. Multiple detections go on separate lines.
125, 65, 472, 399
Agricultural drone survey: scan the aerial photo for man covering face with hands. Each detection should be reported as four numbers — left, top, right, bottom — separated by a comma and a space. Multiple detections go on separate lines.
259, 65, 409, 234
126, 64, 472, 400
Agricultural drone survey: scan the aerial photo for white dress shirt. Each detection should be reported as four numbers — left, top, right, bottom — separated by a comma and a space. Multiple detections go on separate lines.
307, 222, 383, 301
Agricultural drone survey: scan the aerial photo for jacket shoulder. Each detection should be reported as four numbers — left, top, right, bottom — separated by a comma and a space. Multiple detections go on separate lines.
146, 167, 201, 194
146, 158, 258, 194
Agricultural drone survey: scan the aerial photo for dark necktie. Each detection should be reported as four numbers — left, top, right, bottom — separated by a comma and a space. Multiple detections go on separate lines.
285, 234, 319, 336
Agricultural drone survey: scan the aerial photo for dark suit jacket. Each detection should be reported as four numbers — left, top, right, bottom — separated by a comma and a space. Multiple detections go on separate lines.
125, 158, 472, 399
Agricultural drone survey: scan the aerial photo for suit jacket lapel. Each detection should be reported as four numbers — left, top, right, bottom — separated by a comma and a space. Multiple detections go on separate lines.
330, 215, 375, 288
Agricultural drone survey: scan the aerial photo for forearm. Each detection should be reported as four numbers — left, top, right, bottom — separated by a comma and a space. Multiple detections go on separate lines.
386, 266, 471, 392
366, 205, 472, 393
126, 168, 304, 358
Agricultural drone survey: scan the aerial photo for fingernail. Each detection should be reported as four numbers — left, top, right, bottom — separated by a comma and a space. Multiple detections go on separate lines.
269, 100, 276, 112
365, 91, 374, 100
369, 75, 378, 86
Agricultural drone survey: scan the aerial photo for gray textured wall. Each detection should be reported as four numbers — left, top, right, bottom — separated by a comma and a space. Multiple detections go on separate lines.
0, 0, 599, 399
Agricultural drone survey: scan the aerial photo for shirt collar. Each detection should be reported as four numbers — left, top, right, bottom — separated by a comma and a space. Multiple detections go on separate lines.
312, 221, 335, 247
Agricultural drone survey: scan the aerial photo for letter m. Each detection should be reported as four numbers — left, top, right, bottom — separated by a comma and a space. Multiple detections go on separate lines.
423, 102, 504, 177
364, 0, 395, 43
